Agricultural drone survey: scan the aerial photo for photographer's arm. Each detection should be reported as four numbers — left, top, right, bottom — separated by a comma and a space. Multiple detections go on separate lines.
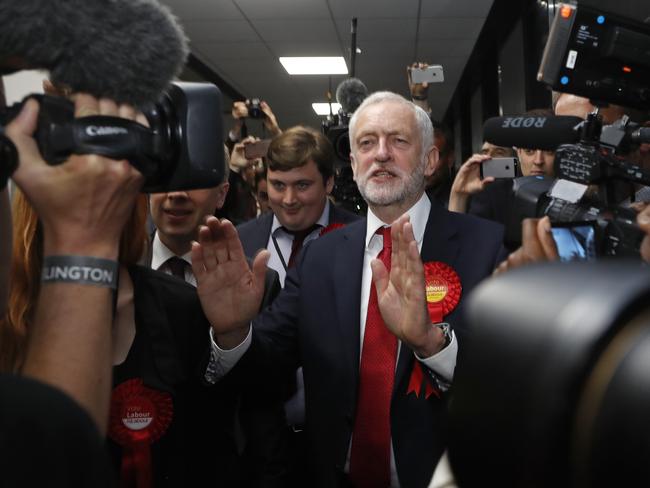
260, 101, 281, 136
5, 95, 144, 434
407, 62, 432, 113
229, 101, 248, 143
449, 154, 495, 213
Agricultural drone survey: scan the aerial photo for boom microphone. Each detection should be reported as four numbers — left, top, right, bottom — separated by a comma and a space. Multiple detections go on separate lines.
483, 115, 584, 151
336, 77, 368, 114
0, 0, 188, 108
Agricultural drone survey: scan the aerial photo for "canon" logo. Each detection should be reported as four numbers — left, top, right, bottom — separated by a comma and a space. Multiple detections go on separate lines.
85, 126, 129, 136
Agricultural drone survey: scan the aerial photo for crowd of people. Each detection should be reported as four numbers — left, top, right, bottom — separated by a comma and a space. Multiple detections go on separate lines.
3, 10, 650, 488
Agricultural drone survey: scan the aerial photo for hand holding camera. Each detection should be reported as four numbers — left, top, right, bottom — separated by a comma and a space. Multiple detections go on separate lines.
6, 94, 144, 258
230, 136, 263, 171
407, 62, 444, 102
448, 154, 497, 213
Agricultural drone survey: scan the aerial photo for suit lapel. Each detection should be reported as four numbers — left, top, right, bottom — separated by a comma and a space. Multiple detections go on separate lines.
333, 220, 366, 388
394, 201, 460, 395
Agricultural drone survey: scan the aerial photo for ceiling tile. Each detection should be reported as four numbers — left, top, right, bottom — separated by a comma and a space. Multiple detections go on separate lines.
327, 0, 420, 19
160, 0, 243, 20
235, 0, 330, 19
335, 18, 418, 42
184, 20, 260, 43
420, 0, 493, 18
193, 42, 271, 61
252, 19, 340, 43
417, 18, 486, 40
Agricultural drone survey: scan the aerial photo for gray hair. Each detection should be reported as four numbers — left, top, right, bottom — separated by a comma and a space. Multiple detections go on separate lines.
348, 91, 434, 157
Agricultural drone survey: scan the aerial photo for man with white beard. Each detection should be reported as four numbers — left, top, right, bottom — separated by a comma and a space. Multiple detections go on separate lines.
192, 91, 505, 488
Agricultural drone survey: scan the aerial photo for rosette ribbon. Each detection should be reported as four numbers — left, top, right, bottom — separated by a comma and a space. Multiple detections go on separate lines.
407, 262, 462, 399
109, 378, 173, 488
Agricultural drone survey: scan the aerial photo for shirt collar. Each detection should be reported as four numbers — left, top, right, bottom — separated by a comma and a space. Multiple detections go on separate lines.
271, 199, 331, 235
151, 232, 192, 270
365, 193, 431, 248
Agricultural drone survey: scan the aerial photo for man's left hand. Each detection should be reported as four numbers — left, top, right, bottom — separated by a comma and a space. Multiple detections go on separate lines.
372, 215, 446, 357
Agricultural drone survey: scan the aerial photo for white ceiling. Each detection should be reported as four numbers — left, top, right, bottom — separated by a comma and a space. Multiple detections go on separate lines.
160, 0, 494, 132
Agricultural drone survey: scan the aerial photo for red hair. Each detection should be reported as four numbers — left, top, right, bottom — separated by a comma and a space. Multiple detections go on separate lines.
0, 190, 149, 372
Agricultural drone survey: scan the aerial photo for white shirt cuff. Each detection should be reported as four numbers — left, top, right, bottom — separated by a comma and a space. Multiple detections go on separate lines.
415, 331, 458, 387
204, 325, 252, 384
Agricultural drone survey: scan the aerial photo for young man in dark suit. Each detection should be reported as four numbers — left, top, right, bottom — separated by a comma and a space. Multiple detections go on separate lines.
236, 126, 359, 486
237, 125, 359, 287
194, 92, 505, 488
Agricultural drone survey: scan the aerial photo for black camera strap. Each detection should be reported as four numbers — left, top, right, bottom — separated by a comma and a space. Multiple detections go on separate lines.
41, 115, 159, 180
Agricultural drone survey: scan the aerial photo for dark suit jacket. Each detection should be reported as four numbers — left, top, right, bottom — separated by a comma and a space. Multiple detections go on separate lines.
238, 198, 506, 488
236, 202, 361, 259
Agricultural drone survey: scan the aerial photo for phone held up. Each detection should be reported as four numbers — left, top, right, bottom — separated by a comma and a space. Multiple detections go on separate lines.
410, 65, 445, 84
480, 157, 518, 179
244, 139, 271, 160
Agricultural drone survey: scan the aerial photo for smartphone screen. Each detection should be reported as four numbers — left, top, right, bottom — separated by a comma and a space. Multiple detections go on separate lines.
551, 223, 597, 262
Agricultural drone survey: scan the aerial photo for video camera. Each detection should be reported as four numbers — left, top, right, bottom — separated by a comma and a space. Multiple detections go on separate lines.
449, 261, 650, 488
487, 3, 650, 258
0, 82, 225, 193
322, 109, 368, 215
322, 107, 352, 163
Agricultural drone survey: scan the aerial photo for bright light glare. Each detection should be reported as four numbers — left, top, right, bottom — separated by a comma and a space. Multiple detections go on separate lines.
280, 57, 348, 75
312, 103, 342, 115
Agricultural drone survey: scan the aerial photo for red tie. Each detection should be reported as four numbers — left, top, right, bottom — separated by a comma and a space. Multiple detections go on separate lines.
349, 226, 396, 488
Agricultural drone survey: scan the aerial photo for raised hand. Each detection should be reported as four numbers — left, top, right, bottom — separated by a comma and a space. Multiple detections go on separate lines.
372, 215, 446, 357
192, 216, 270, 348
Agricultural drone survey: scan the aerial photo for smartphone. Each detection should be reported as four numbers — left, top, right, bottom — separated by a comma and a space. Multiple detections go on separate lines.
410, 65, 444, 84
244, 139, 271, 159
480, 157, 517, 179
550, 221, 598, 262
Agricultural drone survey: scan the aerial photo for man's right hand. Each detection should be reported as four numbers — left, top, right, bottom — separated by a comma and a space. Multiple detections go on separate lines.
448, 154, 494, 213
192, 216, 270, 348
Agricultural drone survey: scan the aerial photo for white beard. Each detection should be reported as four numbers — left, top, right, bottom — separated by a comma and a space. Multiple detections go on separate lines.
355, 157, 427, 207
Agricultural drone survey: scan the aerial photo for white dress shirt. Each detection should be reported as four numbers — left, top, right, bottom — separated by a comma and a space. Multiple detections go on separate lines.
151, 232, 195, 286
266, 201, 330, 287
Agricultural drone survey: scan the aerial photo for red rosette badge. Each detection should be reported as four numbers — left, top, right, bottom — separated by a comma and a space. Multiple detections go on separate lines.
423, 261, 461, 323
319, 222, 345, 237
109, 378, 173, 488
407, 262, 462, 400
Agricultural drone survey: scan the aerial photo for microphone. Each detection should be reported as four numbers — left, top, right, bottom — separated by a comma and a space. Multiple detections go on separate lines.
336, 78, 368, 114
0, 0, 188, 108
483, 115, 584, 151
